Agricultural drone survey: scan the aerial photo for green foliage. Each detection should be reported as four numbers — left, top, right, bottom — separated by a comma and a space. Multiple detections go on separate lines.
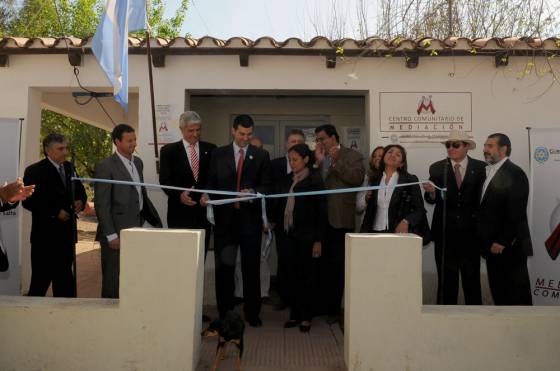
5, 0, 190, 38
40, 109, 112, 181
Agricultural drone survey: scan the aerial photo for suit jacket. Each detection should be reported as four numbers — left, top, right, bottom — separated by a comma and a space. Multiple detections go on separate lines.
206, 143, 271, 238
271, 156, 289, 183
159, 140, 216, 228
360, 172, 425, 233
22, 158, 87, 246
94, 153, 162, 243
324, 146, 365, 229
271, 170, 327, 243
425, 156, 486, 246
477, 159, 533, 257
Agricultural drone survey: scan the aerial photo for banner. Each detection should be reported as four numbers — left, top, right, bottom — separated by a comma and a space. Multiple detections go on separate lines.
529, 127, 560, 305
0, 118, 21, 294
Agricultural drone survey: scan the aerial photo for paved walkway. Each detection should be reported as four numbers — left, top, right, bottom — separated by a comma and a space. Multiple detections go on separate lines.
71, 219, 345, 371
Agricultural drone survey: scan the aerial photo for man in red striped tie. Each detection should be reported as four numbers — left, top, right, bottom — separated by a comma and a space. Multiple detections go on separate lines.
201, 115, 272, 327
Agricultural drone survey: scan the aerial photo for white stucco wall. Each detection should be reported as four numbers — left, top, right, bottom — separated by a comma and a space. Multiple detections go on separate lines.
0, 228, 205, 371
345, 234, 560, 371
0, 51, 558, 293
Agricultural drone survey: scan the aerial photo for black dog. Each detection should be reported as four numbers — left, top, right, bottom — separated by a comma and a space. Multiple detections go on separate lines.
201, 311, 245, 370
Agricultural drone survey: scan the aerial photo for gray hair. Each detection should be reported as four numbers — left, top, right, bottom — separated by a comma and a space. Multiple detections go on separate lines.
42, 133, 67, 156
179, 111, 202, 128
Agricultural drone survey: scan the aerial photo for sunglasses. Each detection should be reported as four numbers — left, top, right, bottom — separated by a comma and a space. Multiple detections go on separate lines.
445, 142, 464, 149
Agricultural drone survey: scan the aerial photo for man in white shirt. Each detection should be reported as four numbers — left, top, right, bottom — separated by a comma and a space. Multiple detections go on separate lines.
423, 130, 486, 305
94, 124, 162, 298
477, 133, 532, 305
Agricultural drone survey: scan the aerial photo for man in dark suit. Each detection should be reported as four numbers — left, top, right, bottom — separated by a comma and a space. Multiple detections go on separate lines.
159, 111, 216, 254
95, 124, 162, 298
270, 129, 305, 309
22, 133, 87, 297
477, 133, 533, 305
314, 124, 365, 324
201, 114, 271, 327
423, 130, 486, 305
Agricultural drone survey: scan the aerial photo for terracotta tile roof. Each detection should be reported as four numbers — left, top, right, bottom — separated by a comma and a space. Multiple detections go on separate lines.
1, 36, 559, 55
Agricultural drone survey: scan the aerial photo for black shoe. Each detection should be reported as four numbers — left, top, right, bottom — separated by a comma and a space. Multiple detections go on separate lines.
326, 315, 340, 325
283, 320, 300, 328
202, 314, 211, 322
248, 317, 263, 328
299, 321, 311, 332
233, 297, 244, 306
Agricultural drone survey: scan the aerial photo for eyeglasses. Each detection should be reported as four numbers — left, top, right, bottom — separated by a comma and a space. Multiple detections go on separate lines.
445, 142, 463, 149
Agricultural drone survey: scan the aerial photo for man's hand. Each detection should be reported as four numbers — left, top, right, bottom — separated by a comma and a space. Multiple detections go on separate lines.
314, 144, 325, 166
180, 190, 197, 206
395, 220, 409, 234
200, 193, 209, 207
365, 190, 373, 201
0, 178, 35, 203
58, 209, 70, 222
73, 200, 84, 213
240, 188, 254, 194
109, 238, 120, 250
312, 242, 322, 258
490, 242, 505, 254
422, 182, 436, 199
328, 146, 340, 164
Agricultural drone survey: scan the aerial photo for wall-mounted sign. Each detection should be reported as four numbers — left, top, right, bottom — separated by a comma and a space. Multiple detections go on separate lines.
379, 92, 472, 142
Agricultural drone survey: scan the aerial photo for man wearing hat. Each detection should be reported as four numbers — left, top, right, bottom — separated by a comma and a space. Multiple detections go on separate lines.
423, 130, 486, 304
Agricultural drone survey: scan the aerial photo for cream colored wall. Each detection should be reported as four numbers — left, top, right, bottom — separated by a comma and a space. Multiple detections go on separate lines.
1, 52, 559, 294
344, 234, 560, 371
0, 228, 205, 371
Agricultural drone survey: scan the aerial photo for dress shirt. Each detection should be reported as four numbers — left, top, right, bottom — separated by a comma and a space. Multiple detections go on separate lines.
373, 171, 399, 231
182, 139, 199, 170
47, 157, 65, 178
233, 142, 248, 170
481, 156, 508, 201
452, 156, 468, 182
107, 151, 143, 242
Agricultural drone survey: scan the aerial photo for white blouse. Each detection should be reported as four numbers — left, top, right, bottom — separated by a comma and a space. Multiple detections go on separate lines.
373, 171, 399, 231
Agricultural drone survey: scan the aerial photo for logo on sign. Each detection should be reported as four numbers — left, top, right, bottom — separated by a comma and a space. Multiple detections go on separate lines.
534, 147, 549, 163
417, 95, 436, 115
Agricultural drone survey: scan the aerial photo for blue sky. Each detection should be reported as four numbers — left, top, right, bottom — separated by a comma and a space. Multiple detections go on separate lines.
165, 0, 372, 40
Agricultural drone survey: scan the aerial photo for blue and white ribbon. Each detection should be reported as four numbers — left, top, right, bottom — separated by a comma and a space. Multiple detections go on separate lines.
73, 177, 446, 248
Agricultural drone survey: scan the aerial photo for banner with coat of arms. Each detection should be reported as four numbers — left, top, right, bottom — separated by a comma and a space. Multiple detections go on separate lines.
529, 128, 560, 305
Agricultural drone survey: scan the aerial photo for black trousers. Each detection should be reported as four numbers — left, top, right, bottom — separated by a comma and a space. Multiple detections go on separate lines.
285, 235, 317, 322
214, 216, 262, 320
321, 225, 352, 316
435, 239, 482, 305
485, 253, 532, 305
274, 229, 290, 305
28, 243, 75, 297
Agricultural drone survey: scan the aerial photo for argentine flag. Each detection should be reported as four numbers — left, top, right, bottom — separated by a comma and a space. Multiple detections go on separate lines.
92, 0, 147, 112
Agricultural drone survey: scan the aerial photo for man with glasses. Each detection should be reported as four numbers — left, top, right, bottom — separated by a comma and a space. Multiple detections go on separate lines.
314, 124, 364, 324
423, 130, 486, 305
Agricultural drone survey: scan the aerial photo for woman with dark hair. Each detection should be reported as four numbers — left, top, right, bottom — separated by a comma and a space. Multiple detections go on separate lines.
360, 145, 427, 237
271, 143, 327, 332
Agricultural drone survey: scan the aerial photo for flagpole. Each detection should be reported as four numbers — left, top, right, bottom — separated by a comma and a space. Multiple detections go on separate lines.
145, 28, 160, 173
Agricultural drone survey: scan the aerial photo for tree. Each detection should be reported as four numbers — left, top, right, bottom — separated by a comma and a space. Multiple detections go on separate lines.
4, 0, 190, 38
40, 110, 113, 196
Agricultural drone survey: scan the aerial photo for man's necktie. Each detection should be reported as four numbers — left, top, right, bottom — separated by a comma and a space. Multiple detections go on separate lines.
58, 164, 66, 187
235, 148, 244, 209
190, 144, 199, 182
454, 163, 462, 189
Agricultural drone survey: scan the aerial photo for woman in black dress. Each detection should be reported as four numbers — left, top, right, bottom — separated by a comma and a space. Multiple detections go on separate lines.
272, 144, 327, 332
